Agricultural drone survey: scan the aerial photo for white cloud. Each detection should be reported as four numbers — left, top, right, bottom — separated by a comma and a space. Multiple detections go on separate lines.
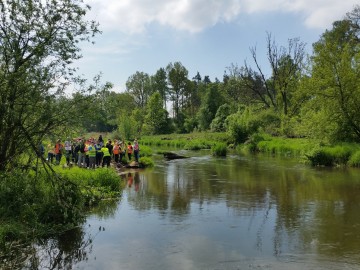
85, 0, 359, 34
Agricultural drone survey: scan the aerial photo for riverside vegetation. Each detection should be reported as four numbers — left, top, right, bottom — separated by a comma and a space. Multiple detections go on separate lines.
140, 132, 360, 167
1, 0, 360, 267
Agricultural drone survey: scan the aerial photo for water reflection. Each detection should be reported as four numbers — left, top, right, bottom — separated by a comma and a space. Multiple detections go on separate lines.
122, 154, 360, 269
11, 152, 360, 269
25, 227, 93, 269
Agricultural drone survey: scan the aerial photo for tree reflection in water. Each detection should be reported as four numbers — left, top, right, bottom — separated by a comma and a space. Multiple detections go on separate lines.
0, 198, 120, 270
24, 226, 95, 269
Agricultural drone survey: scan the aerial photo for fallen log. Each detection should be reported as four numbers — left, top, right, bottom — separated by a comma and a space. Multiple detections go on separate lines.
163, 152, 189, 160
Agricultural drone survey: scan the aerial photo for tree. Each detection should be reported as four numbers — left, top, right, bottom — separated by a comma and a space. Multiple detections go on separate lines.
244, 33, 306, 116
118, 109, 137, 140
144, 92, 171, 135
151, 68, 168, 110
210, 104, 232, 132
303, 18, 360, 141
126, 71, 152, 108
198, 84, 224, 130
166, 62, 188, 120
0, 0, 99, 171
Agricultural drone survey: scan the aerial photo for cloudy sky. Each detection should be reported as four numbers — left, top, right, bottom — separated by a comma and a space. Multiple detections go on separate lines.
77, 0, 359, 92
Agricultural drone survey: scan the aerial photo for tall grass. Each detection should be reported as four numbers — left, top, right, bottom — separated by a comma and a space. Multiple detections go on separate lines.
53, 166, 123, 206
0, 165, 124, 252
140, 132, 231, 150
349, 150, 360, 167
255, 136, 316, 157
211, 143, 227, 157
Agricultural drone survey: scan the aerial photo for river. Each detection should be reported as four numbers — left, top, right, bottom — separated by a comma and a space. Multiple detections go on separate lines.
26, 150, 360, 269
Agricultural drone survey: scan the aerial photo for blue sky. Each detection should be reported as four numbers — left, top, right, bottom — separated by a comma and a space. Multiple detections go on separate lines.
77, 0, 359, 92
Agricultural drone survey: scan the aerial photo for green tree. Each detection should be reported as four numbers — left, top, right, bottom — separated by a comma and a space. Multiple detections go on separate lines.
210, 104, 232, 132
126, 71, 152, 109
0, 0, 99, 171
166, 62, 188, 120
302, 18, 360, 141
151, 68, 168, 110
144, 92, 171, 135
198, 84, 224, 130
245, 33, 306, 116
118, 109, 137, 140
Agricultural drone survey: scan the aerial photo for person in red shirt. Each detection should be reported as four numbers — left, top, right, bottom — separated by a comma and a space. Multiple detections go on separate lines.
113, 141, 120, 163
54, 139, 64, 165
127, 142, 133, 161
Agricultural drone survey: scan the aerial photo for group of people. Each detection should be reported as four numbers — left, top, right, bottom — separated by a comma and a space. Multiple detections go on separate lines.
47, 135, 140, 168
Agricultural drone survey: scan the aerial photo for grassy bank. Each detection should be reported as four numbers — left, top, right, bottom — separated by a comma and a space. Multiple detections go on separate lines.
239, 133, 360, 167
140, 131, 360, 167
140, 132, 232, 150
0, 165, 124, 258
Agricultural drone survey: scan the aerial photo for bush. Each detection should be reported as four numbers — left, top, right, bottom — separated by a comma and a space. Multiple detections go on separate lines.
139, 156, 154, 167
211, 143, 227, 157
305, 145, 352, 166
138, 145, 153, 157
305, 148, 334, 166
0, 169, 84, 228
349, 150, 360, 167
226, 107, 277, 144
184, 139, 212, 150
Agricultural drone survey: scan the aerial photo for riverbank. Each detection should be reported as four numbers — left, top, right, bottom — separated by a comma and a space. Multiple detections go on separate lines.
140, 132, 360, 167
240, 133, 360, 167
0, 163, 124, 265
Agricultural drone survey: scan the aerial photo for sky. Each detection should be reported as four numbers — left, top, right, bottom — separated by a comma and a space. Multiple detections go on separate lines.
76, 0, 359, 92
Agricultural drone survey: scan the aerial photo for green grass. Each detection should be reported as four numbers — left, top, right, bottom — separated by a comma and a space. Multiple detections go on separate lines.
0, 163, 125, 256
349, 150, 360, 167
140, 132, 231, 150
241, 133, 360, 167
211, 142, 227, 157
53, 166, 124, 206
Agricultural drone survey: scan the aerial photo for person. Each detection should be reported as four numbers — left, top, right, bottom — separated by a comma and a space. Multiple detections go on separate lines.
47, 143, 55, 163
95, 140, 103, 167
54, 139, 64, 165
119, 140, 126, 163
113, 141, 120, 163
77, 138, 86, 167
84, 140, 89, 168
133, 139, 140, 162
106, 139, 113, 160
101, 144, 111, 167
72, 139, 78, 163
64, 138, 72, 165
127, 142, 133, 161
38, 143, 45, 157
87, 141, 96, 169
98, 134, 103, 144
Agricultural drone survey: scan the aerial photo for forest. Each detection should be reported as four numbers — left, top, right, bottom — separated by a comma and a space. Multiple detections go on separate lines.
0, 0, 359, 261
1, 3, 360, 172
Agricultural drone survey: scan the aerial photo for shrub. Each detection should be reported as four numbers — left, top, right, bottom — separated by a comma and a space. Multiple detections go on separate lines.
138, 145, 153, 157
305, 145, 352, 166
305, 148, 334, 166
349, 150, 360, 167
139, 156, 154, 167
211, 143, 227, 157
184, 140, 211, 150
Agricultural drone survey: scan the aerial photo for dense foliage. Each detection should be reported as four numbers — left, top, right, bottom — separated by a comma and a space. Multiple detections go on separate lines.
1, 0, 360, 262
40, 6, 359, 147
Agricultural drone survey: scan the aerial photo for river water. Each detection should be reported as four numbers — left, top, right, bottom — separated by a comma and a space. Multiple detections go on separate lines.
28, 150, 360, 269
